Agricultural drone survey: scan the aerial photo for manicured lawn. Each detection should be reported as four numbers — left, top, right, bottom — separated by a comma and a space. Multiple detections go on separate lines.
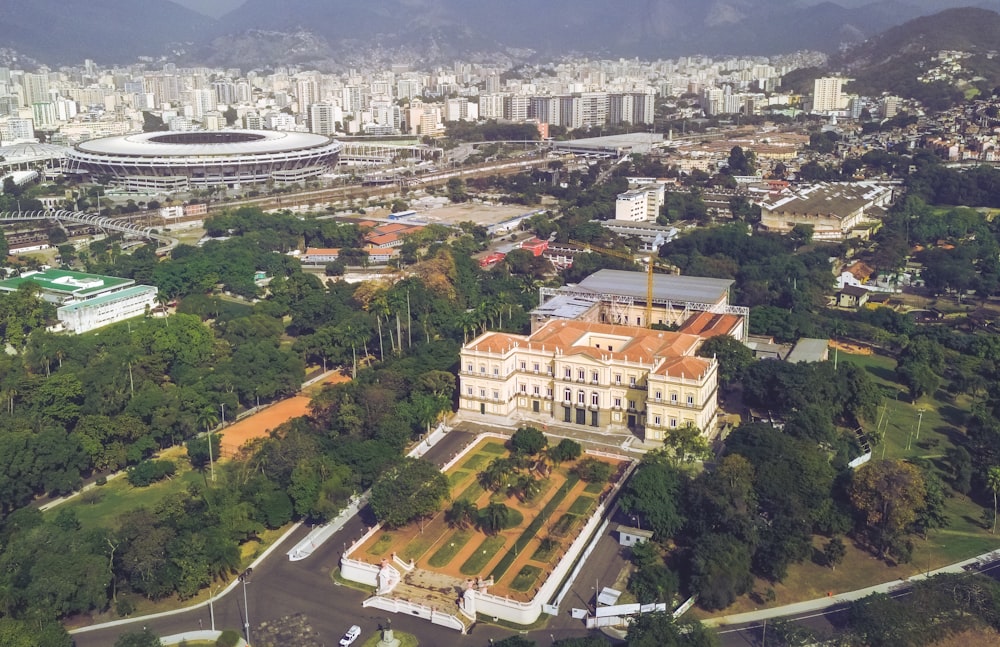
530, 541, 558, 564
462, 453, 491, 470
583, 482, 605, 495
360, 630, 419, 647
448, 469, 471, 488
482, 441, 507, 455
58, 459, 205, 530
456, 481, 485, 503
510, 565, 543, 592
428, 529, 474, 568
489, 474, 581, 580
550, 513, 579, 538
839, 352, 969, 463
399, 535, 436, 562
460, 535, 506, 575
369, 534, 395, 556
568, 495, 596, 516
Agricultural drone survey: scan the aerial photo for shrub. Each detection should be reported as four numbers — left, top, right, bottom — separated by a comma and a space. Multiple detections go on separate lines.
95, 475, 108, 486
126, 459, 176, 487
548, 438, 582, 463
573, 457, 614, 483
510, 426, 547, 455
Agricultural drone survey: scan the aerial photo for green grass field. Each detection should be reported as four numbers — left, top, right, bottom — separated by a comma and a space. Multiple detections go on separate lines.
369, 534, 395, 556
448, 469, 471, 488
57, 459, 205, 530
460, 535, 506, 575
583, 482, 605, 494
482, 442, 507, 455
568, 496, 596, 516
360, 630, 419, 647
428, 529, 474, 568
399, 535, 436, 562
510, 565, 543, 592
456, 481, 485, 503
462, 453, 491, 470
839, 352, 969, 464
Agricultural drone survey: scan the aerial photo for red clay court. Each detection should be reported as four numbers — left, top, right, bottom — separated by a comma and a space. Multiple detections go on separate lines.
219, 372, 350, 457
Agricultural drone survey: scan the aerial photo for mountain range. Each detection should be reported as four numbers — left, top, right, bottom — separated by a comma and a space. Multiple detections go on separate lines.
4, 0, 1000, 68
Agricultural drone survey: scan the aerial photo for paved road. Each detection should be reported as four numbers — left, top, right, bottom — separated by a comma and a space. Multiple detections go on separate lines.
71, 429, 537, 647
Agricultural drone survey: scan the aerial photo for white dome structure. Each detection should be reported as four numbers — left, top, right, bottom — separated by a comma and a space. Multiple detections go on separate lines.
63, 130, 342, 191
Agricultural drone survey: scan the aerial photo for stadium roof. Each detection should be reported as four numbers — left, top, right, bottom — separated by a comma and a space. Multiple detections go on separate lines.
575, 269, 733, 305
75, 130, 336, 158
0, 142, 69, 162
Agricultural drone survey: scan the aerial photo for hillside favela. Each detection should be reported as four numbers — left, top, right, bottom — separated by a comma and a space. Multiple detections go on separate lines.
6, 1, 1000, 646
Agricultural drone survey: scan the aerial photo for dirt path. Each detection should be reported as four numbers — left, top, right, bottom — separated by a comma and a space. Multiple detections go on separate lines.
219, 372, 351, 457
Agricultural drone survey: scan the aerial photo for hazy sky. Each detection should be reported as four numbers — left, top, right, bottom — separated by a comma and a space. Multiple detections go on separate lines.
170, 0, 244, 18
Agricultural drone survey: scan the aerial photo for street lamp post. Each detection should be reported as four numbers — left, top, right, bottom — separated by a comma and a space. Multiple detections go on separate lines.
239, 568, 253, 644
208, 584, 219, 631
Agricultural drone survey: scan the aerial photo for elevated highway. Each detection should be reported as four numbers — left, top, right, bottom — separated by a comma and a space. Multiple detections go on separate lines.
0, 209, 178, 255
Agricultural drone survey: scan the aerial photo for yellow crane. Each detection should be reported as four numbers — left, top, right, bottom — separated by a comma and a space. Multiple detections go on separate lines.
568, 240, 678, 328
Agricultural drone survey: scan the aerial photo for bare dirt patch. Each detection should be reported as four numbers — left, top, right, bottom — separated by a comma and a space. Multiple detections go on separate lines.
219, 396, 312, 457
829, 339, 872, 355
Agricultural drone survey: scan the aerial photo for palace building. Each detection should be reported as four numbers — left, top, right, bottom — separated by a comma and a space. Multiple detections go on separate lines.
459, 319, 723, 441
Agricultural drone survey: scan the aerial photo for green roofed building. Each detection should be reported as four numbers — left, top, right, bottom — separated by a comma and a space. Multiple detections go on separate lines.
0, 268, 157, 333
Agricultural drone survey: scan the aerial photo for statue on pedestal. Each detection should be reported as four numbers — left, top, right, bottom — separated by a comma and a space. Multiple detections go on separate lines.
377, 617, 400, 647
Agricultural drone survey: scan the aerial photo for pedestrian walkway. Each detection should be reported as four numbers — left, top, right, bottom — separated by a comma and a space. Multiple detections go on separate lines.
287, 494, 368, 561
705, 548, 1000, 627
451, 414, 645, 455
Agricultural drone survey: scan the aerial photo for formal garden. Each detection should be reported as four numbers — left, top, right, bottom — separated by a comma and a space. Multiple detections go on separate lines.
356, 429, 627, 600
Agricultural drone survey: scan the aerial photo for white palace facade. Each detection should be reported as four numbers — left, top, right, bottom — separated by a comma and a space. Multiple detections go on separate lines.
459, 319, 722, 441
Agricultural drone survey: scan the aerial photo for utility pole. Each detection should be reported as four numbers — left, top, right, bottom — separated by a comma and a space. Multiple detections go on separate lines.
239, 568, 253, 644
915, 409, 924, 441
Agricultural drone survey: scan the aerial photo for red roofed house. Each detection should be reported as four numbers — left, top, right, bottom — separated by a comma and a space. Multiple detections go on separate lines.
520, 237, 549, 257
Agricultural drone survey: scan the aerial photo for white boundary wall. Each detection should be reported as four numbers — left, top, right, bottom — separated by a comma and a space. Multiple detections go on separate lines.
363, 596, 467, 632
340, 432, 635, 628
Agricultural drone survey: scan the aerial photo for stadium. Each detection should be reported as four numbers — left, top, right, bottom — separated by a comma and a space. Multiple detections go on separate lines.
62, 130, 343, 191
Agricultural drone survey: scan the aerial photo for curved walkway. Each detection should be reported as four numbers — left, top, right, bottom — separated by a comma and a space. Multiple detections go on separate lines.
705, 547, 1000, 628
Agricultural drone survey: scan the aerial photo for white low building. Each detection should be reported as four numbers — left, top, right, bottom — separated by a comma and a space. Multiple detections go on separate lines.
0, 268, 158, 334
57, 284, 158, 333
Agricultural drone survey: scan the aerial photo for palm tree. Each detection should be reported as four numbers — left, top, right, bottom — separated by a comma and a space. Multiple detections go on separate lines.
197, 407, 220, 483
988, 467, 1000, 534
479, 457, 518, 491
481, 502, 511, 535
512, 474, 542, 502
446, 500, 478, 529
457, 310, 478, 344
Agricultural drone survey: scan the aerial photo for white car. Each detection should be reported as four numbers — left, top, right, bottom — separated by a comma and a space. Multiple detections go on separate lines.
339, 625, 361, 646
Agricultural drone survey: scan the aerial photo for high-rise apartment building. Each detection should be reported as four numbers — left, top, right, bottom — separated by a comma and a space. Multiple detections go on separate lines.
396, 78, 422, 101
309, 102, 340, 136
479, 93, 505, 119
503, 95, 530, 122
812, 77, 846, 113
20, 73, 49, 107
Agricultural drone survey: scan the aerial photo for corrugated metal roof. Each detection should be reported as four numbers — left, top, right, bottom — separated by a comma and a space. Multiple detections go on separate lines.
576, 269, 733, 304
786, 338, 830, 364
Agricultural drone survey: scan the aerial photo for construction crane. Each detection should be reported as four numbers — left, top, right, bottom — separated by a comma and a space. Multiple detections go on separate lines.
568, 239, 678, 328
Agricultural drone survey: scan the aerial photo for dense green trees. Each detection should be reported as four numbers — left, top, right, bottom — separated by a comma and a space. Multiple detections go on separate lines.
369, 458, 449, 528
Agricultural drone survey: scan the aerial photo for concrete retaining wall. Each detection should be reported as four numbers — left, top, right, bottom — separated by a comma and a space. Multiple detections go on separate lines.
363, 596, 467, 633
340, 557, 381, 588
